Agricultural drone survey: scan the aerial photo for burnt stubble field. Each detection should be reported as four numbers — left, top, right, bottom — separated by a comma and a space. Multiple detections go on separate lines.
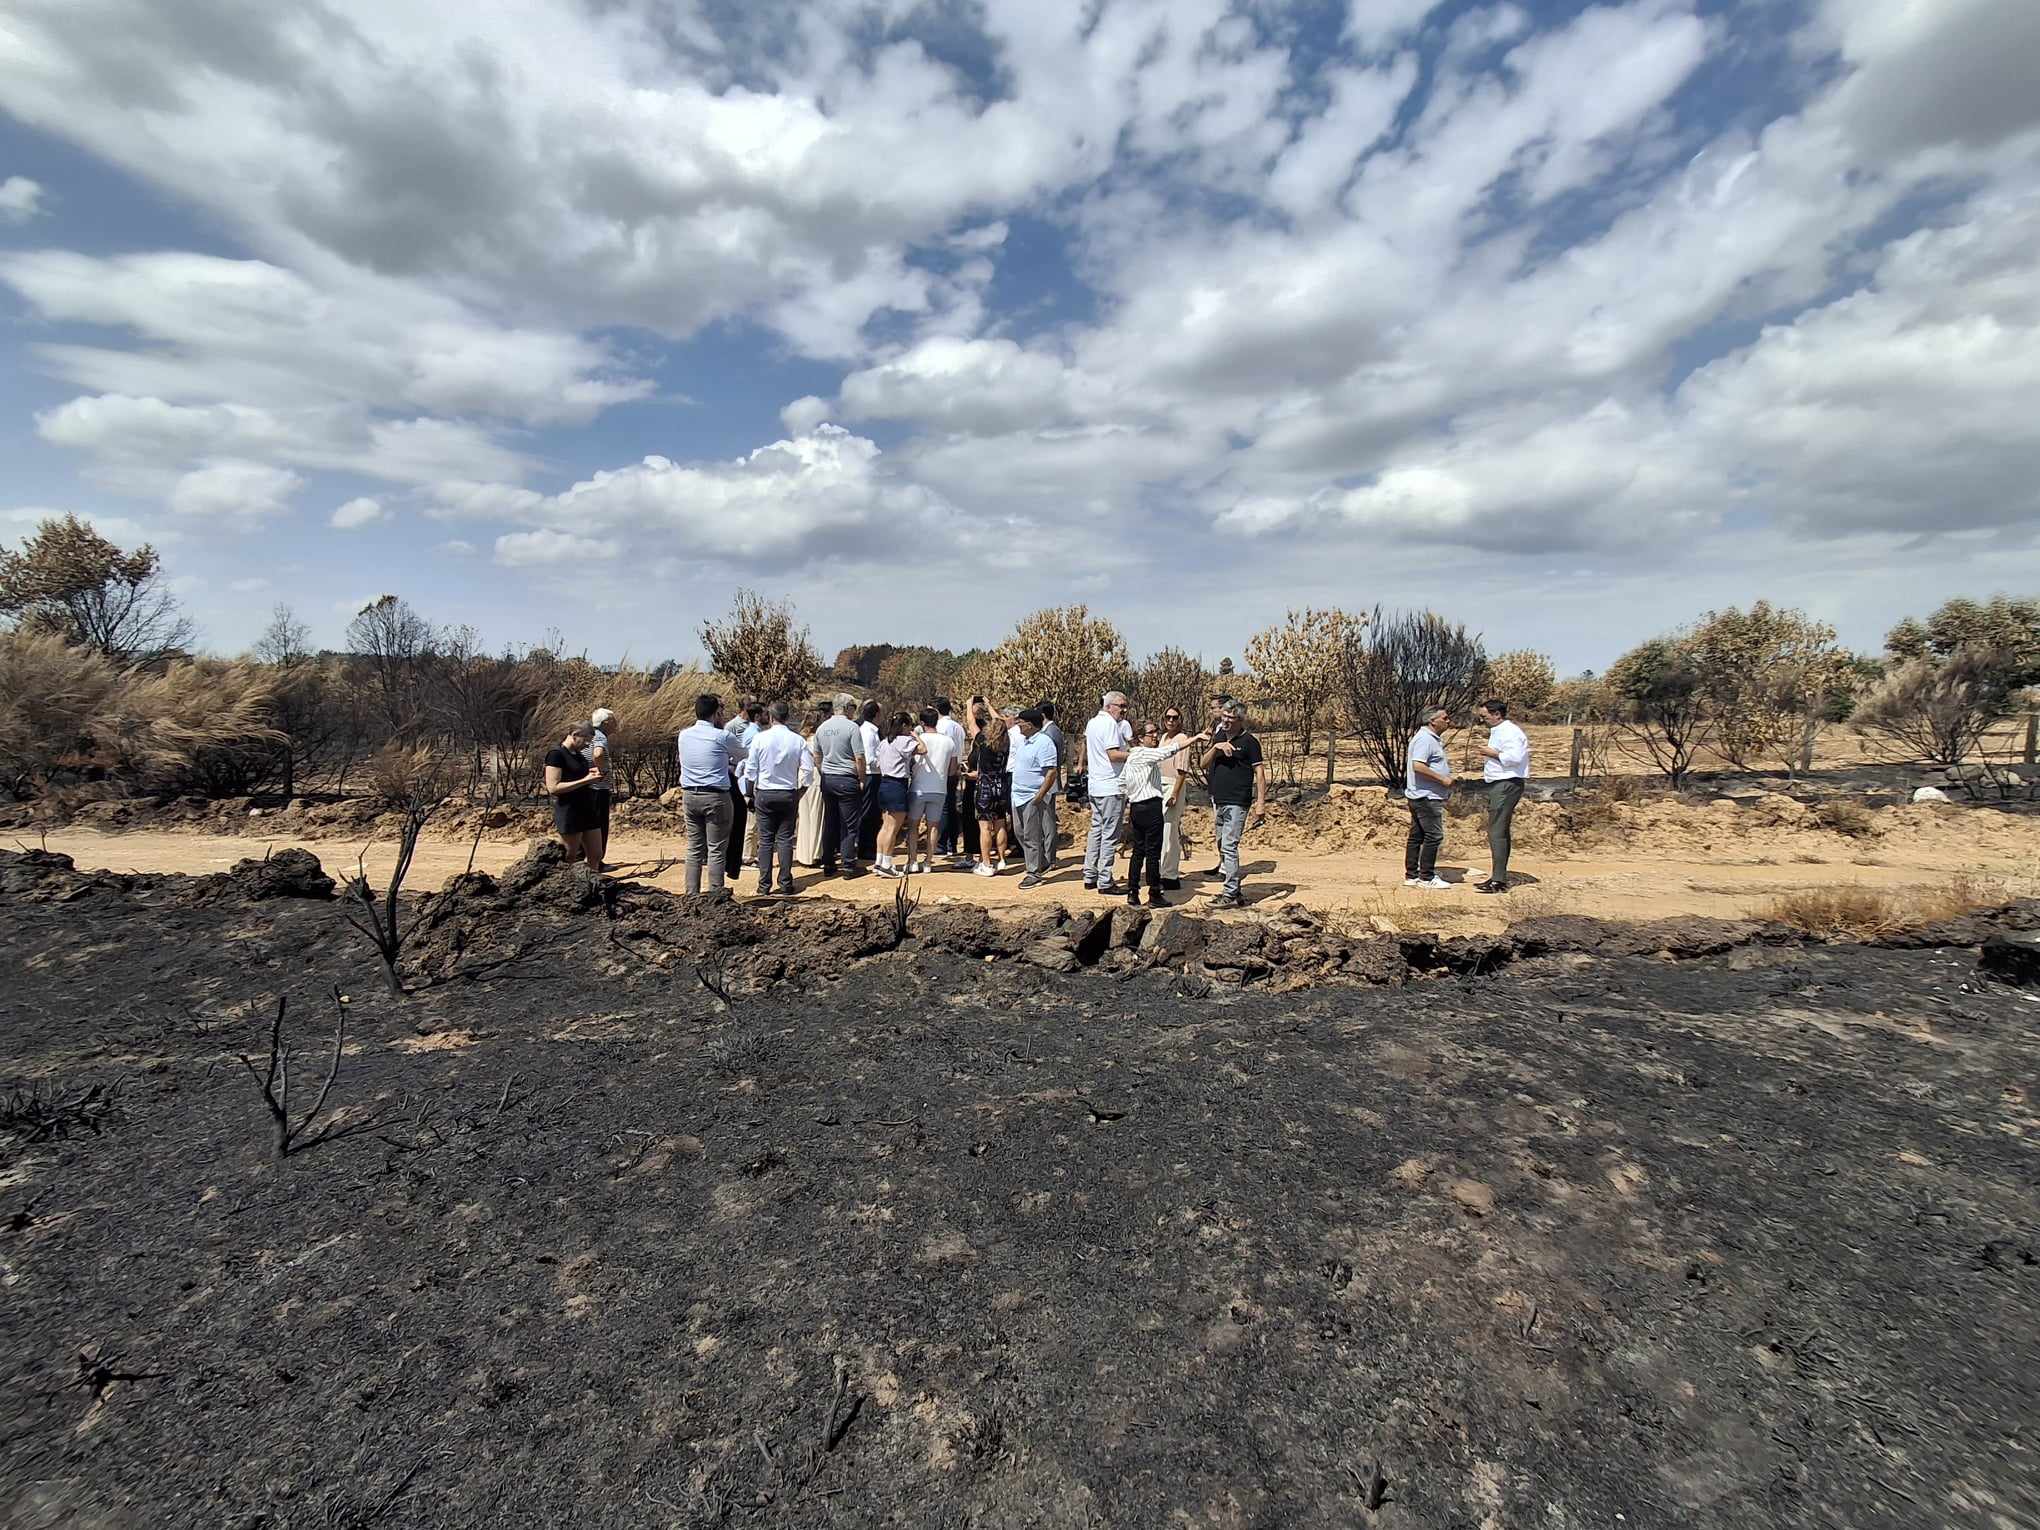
2, 847, 2036, 1529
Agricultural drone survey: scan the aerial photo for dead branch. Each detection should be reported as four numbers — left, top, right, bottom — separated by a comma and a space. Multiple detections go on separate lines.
889, 877, 919, 949
335, 797, 439, 997
236, 988, 370, 1157
695, 948, 736, 1011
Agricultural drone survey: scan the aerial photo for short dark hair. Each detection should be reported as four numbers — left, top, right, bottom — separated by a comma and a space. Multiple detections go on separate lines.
1482, 698, 1508, 718
918, 706, 939, 729
889, 710, 914, 734
1037, 700, 1057, 720
769, 701, 791, 723
859, 699, 879, 722
935, 697, 953, 715
1018, 707, 1045, 727
695, 693, 720, 721
745, 700, 764, 721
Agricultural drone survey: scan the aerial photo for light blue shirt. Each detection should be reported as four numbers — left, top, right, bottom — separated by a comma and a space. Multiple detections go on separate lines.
1405, 726, 1450, 801
680, 719, 744, 789
1010, 730, 1059, 806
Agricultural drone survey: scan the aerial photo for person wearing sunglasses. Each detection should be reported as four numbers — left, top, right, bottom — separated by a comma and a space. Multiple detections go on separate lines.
1157, 707, 1192, 889
1117, 720, 1210, 906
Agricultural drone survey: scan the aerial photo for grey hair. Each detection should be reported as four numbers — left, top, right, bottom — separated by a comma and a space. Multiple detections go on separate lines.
1103, 690, 1127, 707
1222, 700, 1247, 721
835, 691, 858, 712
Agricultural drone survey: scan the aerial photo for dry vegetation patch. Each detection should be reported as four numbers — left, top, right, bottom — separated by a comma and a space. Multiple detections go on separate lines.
1760, 876, 2000, 940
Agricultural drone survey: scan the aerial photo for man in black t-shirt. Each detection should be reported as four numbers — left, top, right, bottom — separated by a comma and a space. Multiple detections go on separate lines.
1199, 699, 1265, 909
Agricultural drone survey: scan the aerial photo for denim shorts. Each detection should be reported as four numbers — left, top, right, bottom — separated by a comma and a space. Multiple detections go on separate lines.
878, 776, 911, 814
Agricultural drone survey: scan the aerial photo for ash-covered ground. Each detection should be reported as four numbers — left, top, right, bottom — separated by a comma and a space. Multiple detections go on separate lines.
2, 847, 2035, 1529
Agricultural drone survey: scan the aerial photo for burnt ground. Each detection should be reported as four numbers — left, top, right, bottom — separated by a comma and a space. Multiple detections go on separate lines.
1, 849, 2036, 1529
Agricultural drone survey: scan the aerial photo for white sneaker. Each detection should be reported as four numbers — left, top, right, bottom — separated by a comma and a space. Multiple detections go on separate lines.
973, 862, 996, 877
1420, 876, 1453, 890
912, 859, 929, 874
1403, 877, 1422, 888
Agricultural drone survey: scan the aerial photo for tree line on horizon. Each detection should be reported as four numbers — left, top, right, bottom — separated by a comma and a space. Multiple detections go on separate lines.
2, 511, 2037, 805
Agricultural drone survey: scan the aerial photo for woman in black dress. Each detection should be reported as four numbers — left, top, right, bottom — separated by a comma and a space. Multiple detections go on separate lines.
967, 710, 1011, 877
543, 722, 604, 872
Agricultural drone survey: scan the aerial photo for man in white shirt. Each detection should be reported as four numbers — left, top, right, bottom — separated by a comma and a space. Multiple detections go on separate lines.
588, 706, 618, 871
856, 700, 883, 863
678, 693, 747, 895
1474, 697, 1531, 894
934, 698, 971, 863
745, 701, 811, 896
907, 706, 959, 873
1081, 691, 1132, 894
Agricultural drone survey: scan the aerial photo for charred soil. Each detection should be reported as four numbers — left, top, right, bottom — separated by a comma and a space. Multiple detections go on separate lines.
2, 849, 2036, 1528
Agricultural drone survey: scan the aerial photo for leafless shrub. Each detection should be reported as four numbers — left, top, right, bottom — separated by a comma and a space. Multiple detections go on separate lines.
237, 990, 372, 1157
1341, 606, 1488, 789
1853, 649, 2022, 766
699, 589, 825, 703
0, 1077, 123, 1143
338, 777, 444, 996
1812, 799, 1875, 838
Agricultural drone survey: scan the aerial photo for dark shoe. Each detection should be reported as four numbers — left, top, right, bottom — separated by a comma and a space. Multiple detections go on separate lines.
1475, 880, 1509, 894
1203, 865, 1223, 877
1082, 880, 1096, 890
1125, 890, 1141, 908
1161, 878, 1182, 891
1209, 892, 1242, 910
1017, 874, 1043, 889
1097, 882, 1119, 896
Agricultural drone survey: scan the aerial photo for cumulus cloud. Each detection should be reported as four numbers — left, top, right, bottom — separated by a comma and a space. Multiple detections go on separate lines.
0, 175, 43, 223
2, 0, 2038, 654
451, 426, 957, 568
436, 539, 477, 557
330, 497, 388, 530
168, 460, 302, 520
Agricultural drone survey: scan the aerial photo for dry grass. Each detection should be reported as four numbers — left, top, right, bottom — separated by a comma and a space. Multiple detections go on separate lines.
1811, 799, 1876, 838
1758, 875, 2003, 940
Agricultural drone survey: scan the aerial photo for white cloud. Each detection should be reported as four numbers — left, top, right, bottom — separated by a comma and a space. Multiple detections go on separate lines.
330, 496, 388, 530
0, 175, 44, 223
458, 425, 955, 567
229, 576, 270, 593
1345, 0, 1445, 55
2, 505, 170, 548
436, 538, 477, 557
168, 460, 302, 520
779, 395, 833, 436
494, 529, 617, 567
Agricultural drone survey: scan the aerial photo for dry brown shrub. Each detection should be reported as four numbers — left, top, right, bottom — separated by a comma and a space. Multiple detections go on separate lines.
0, 631, 123, 794
1811, 799, 1875, 838
1760, 876, 1995, 940
103, 659, 284, 795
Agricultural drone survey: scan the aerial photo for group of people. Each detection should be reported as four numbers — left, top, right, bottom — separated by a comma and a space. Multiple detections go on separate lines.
540, 687, 1533, 905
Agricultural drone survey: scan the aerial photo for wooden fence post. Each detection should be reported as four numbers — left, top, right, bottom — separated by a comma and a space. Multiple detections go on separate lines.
1569, 728, 1584, 782
2026, 712, 2037, 765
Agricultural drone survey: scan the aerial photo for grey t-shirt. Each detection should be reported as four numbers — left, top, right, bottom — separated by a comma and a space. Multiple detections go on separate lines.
813, 714, 865, 776
1405, 727, 1450, 801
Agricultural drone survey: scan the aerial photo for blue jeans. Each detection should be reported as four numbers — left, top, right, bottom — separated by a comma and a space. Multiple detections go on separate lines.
1214, 804, 1248, 896
1084, 792, 1125, 886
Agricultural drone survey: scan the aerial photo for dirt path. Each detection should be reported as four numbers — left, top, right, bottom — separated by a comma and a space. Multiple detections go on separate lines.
35, 822, 2037, 933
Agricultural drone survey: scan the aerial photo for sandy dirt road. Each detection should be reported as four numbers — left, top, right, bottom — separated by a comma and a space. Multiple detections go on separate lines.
32, 821, 2036, 934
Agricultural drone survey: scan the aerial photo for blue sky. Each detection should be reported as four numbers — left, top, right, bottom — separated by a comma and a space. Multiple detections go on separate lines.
3, 0, 2037, 673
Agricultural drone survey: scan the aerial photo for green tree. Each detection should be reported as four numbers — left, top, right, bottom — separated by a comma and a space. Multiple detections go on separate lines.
1606, 636, 1711, 787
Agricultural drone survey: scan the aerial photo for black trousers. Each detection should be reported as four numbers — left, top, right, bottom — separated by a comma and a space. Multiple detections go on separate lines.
1127, 796, 1165, 893
938, 779, 960, 854
752, 788, 799, 893
955, 779, 980, 856
1405, 797, 1445, 879
726, 784, 747, 877
820, 774, 864, 872
856, 775, 882, 859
